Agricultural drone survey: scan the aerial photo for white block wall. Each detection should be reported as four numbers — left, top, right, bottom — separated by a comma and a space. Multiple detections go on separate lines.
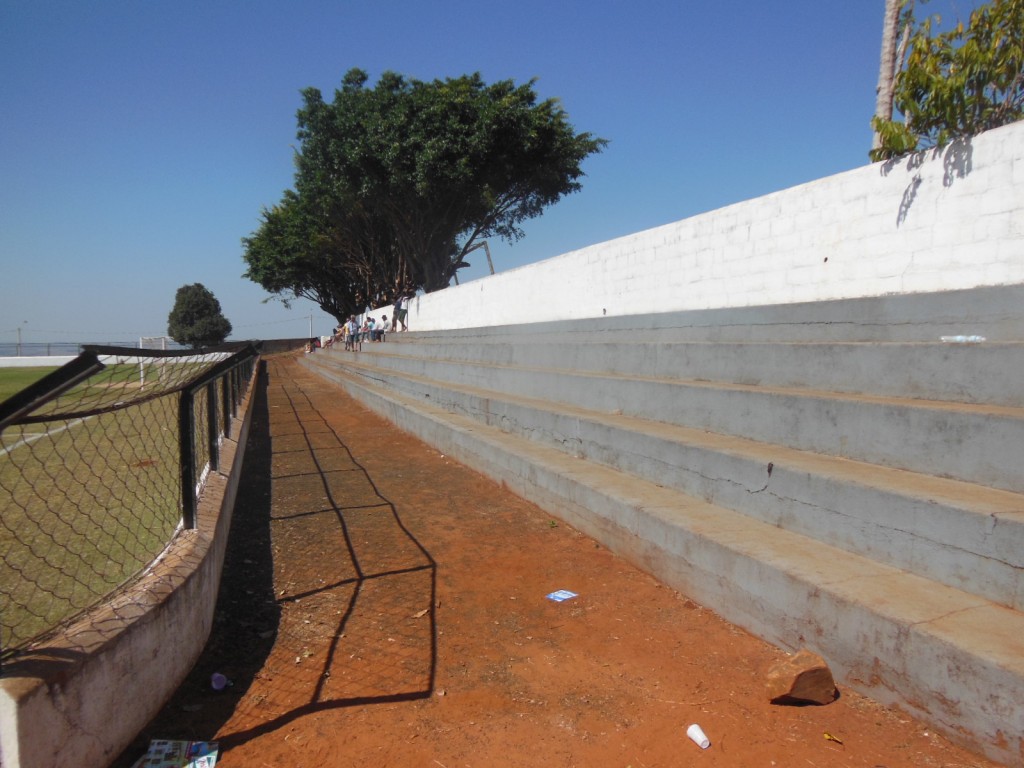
0, 357, 76, 368
403, 121, 1024, 332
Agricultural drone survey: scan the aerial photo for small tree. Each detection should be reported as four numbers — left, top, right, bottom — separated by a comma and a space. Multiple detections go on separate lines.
871, 0, 1024, 160
167, 283, 233, 348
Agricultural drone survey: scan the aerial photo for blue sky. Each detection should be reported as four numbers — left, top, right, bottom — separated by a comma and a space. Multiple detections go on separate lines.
0, 0, 982, 344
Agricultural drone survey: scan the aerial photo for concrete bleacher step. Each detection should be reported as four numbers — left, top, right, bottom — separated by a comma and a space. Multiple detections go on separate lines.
323, 344, 1024, 494
389, 284, 1024, 344
363, 338, 1024, 407
299, 353, 1024, 761
306, 350, 1024, 611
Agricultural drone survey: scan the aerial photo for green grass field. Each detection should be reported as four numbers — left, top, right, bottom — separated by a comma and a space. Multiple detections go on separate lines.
0, 379, 191, 654
0, 366, 57, 404
0, 354, 244, 654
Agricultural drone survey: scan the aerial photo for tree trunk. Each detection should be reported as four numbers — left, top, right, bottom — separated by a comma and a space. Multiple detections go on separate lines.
874, 0, 909, 149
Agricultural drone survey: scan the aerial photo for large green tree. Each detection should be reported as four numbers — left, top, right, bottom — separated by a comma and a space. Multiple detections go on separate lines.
244, 68, 606, 320
167, 283, 233, 348
872, 0, 1024, 160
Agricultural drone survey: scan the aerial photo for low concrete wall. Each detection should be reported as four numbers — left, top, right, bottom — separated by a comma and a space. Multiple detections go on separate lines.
0, 357, 75, 368
401, 121, 1024, 331
0, 362, 259, 768
258, 338, 311, 355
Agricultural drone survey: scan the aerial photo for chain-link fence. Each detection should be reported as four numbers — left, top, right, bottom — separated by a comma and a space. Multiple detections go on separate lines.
0, 343, 258, 662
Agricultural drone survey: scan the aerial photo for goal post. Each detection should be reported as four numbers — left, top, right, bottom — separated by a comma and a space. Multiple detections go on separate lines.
139, 336, 173, 351
138, 337, 174, 388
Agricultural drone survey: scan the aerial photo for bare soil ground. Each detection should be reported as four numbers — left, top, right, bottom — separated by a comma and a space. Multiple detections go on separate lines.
114, 354, 999, 768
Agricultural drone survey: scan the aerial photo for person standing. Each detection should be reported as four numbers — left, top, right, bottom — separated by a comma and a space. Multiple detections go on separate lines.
391, 294, 404, 332
393, 288, 412, 332
347, 315, 360, 351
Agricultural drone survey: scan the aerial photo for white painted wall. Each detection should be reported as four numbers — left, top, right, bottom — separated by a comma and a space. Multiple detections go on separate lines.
402, 121, 1024, 332
0, 357, 75, 368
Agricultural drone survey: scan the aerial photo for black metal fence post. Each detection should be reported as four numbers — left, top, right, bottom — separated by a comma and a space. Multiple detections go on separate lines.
220, 375, 231, 439
206, 381, 219, 473
179, 389, 196, 529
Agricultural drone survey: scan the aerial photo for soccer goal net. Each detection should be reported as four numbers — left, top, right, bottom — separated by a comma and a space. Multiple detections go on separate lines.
138, 337, 175, 388
139, 336, 174, 351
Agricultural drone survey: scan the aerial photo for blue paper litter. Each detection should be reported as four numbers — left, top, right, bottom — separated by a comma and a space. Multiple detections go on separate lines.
546, 589, 578, 602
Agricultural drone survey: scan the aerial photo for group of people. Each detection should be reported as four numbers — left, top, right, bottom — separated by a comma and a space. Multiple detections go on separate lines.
334, 314, 389, 351
308, 288, 414, 355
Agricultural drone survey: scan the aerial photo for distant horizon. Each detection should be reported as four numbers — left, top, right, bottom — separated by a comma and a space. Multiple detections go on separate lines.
0, 334, 315, 358
2, 311, 331, 352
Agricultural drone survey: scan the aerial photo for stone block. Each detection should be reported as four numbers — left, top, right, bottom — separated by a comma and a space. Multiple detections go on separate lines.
765, 649, 837, 705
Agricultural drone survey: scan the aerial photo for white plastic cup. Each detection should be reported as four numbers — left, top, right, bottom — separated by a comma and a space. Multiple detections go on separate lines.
687, 723, 710, 749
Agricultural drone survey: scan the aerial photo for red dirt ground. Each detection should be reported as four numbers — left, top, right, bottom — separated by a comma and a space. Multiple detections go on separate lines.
114, 354, 999, 768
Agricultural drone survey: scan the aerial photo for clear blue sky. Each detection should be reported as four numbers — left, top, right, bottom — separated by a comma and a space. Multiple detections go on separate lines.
0, 0, 982, 344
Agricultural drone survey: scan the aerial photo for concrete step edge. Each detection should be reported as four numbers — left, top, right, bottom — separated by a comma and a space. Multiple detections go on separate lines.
320, 346, 1024, 418
306, 351, 1024, 494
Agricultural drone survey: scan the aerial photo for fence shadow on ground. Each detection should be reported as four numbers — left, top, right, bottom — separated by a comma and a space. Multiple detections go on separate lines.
109, 361, 278, 765
112, 359, 437, 764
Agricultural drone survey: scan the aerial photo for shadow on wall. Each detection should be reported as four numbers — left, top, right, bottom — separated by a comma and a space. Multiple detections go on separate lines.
882, 136, 975, 227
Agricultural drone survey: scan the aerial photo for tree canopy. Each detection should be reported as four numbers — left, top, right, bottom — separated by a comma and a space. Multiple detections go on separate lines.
167, 283, 233, 348
243, 68, 606, 321
872, 0, 1024, 160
